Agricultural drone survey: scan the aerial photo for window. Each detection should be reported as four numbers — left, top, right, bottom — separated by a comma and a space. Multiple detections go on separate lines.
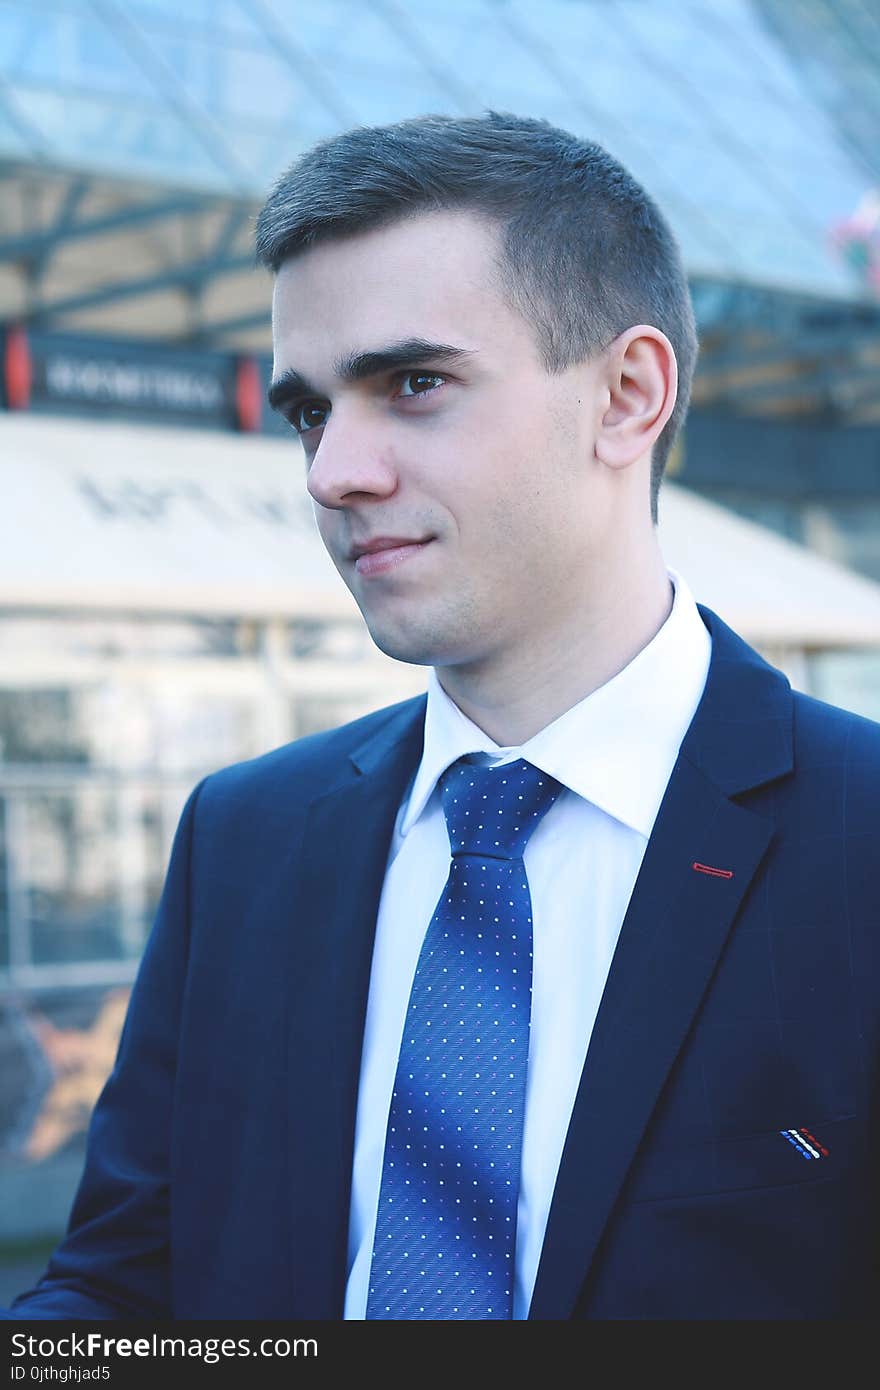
26, 788, 121, 966
0, 691, 90, 765
293, 695, 379, 738
0, 799, 8, 972
289, 620, 372, 662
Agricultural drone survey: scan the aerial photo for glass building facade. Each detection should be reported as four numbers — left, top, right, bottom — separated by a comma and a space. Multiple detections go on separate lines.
0, 608, 412, 992
0, 0, 875, 296
0, 597, 422, 1285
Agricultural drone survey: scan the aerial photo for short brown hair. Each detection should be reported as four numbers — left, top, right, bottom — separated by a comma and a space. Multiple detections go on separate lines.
256, 111, 698, 523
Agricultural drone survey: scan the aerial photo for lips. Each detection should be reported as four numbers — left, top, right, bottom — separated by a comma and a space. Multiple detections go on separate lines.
352, 537, 435, 577
349, 536, 433, 561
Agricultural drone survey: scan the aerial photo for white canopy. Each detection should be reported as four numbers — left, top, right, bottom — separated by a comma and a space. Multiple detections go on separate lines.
2, 412, 352, 619
4, 412, 880, 648
657, 481, 880, 648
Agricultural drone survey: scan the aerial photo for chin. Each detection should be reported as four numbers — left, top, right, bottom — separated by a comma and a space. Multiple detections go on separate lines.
360, 589, 484, 669
363, 624, 439, 669
366, 616, 489, 673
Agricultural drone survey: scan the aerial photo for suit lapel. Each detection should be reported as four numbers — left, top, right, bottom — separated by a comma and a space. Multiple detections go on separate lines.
528, 605, 794, 1319
285, 697, 426, 1318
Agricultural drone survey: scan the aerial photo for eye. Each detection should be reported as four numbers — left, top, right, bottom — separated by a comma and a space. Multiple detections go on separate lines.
397, 371, 445, 398
290, 400, 329, 434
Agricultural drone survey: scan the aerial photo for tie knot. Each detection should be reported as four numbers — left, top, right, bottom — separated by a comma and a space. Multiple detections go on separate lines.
438, 755, 563, 861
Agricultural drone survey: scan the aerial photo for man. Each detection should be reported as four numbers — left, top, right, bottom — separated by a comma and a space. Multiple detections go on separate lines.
6, 112, 879, 1320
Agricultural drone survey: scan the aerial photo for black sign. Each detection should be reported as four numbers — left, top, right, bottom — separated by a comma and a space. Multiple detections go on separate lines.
2, 327, 274, 433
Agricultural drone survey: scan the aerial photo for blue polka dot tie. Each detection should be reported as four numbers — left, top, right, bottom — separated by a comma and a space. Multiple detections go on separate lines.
366, 755, 564, 1319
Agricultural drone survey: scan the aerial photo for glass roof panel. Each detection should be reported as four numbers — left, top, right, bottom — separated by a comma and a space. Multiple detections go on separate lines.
0, 93, 33, 155
128, 0, 265, 37
9, 86, 228, 187
719, 214, 856, 293
346, 0, 568, 103
0, 0, 155, 97
140, 31, 311, 121
754, 0, 879, 185
262, 0, 468, 110
215, 117, 342, 190
0, 0, 873, 298
654, 201, 743, 281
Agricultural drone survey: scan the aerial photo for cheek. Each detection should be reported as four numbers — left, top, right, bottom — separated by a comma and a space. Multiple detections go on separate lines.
314, 508, 342, 554
475, 463, 552, 564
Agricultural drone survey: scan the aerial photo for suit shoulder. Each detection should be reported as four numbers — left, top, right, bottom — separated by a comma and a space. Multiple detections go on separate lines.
194, 691, 427, 810
791, 686, 880, 766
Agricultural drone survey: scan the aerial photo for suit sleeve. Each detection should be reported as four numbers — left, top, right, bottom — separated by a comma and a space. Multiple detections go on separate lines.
3, 779, 205, 1320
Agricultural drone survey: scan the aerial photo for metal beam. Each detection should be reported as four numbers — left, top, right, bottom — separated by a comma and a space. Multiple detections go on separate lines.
25, 252, 255, 325
697, 324, 880, 378
697, 336, 880, 382
47, 177, 92, 236
0, 194, 216, 264
690, 276, 876, 335
184, 308, 271, 344
209, 206, 252, 261
704, 367, 880, 413
26, 177, 92, 282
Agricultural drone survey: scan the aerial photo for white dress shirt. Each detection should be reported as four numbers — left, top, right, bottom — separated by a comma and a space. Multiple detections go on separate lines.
343, 568, 712, 1319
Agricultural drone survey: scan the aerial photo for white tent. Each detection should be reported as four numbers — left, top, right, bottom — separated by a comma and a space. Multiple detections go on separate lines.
4, 412, 880, 653
2, 413, 350, 619
658, 483, 880, 649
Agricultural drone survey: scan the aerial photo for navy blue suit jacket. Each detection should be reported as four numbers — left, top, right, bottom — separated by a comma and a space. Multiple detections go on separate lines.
8, 605, 880, 1319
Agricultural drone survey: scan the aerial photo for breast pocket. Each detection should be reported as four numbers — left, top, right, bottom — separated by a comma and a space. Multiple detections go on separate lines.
626, 1113, 857, 1204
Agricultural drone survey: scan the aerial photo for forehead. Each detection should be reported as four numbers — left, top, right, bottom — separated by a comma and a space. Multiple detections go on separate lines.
271, 210, 522, 368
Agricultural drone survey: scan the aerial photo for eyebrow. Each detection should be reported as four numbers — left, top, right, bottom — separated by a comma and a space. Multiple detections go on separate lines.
266, 338, 475, 413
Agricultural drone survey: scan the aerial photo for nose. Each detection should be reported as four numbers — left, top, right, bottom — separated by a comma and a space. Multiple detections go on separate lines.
306, 409, 398, 511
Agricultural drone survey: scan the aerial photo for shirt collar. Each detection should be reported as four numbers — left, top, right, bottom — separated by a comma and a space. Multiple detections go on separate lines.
400, 569, 712, 839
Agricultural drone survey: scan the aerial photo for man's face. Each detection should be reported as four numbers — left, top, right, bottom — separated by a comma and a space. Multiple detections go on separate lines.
270, 210, 607, 675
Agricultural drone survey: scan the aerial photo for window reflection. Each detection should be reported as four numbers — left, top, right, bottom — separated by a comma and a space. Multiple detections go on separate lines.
293, 695, 378, 738
289, 620, 371, 662
0, 611, 421, 984
0, 685, 260, 775
150, 691, 259, 773
6, 786, 168, 972
0, 616, 241, 662
808, 649, 880, 723
0, 984, 131, 1166
0, 800, 8, 971
26, 790, 120, 966
0, 691, 90, 765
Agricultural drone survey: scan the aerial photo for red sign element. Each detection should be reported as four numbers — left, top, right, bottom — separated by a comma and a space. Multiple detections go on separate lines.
4, 323, 31, 410
235, 355, 262, 432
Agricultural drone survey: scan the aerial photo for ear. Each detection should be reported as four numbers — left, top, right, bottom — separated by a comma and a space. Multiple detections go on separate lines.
594, 325, 678, 469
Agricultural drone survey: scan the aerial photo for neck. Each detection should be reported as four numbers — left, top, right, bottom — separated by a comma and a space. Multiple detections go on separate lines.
435, 539, 674, 747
